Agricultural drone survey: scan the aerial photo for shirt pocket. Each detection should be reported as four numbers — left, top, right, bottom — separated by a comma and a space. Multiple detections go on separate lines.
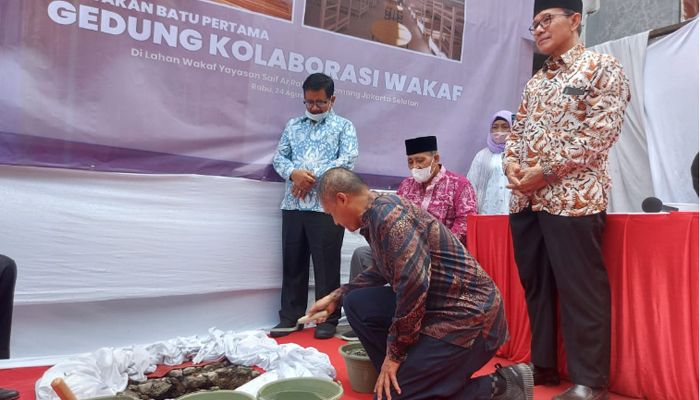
562, 75, 592, 119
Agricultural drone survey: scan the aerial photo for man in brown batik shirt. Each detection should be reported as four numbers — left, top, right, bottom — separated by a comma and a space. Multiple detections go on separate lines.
503, 1, 630, 399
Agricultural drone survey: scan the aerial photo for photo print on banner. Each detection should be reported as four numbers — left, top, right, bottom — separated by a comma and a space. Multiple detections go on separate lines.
303, 0, 465, 61
211, 0, 293, 21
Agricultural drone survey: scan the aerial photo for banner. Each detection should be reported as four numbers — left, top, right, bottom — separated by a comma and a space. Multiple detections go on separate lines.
0, 0, 534, 187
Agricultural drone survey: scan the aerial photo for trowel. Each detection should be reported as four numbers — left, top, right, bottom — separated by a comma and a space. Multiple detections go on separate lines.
268, 310, 329, 334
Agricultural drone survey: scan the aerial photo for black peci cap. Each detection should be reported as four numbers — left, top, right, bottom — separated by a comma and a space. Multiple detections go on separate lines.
405, 136, 438, 155
535, 0, 583, 14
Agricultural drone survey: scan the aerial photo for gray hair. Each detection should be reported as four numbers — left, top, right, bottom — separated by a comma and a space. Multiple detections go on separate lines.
562, 9, 583, 35
317, 167, 368, 201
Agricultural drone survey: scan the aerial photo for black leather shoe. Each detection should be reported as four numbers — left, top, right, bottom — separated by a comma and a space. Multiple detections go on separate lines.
269, 320, 302, 338
0, 388, 19, 400
492, 363, 534, 400
529, 363, 560, 386
313, 322, 336, 339
552, 385, 609, 400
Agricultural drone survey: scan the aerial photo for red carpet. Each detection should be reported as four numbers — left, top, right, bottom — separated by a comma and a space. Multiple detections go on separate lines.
0, 365, 51, 399
0, 330, 638, 399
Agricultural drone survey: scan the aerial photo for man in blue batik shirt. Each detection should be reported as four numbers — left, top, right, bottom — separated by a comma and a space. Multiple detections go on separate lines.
271, 73, 359, 339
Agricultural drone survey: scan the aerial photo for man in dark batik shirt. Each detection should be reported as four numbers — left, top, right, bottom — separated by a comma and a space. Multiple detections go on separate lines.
308, 167, 534, 400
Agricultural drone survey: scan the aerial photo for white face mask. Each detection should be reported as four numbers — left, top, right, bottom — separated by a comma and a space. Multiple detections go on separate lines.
491, 130, 508, 144
306, 110, 329, 122
411, 161, 434, 183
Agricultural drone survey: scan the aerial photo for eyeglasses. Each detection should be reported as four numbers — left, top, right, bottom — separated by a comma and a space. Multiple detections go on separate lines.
528, 13, 573, 34
303, 99, 331, 108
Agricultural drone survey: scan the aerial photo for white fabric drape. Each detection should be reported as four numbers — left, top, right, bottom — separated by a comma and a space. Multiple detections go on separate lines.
591, 31, 655, 212
644, 19, 699, 204
3, 167, 284, 305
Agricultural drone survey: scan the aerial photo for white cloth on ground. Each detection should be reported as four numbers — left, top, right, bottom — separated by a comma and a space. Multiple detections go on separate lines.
35, 328, 335, 400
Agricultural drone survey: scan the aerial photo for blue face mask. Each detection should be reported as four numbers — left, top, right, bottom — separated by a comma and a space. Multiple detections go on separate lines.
305, 110, 329, 122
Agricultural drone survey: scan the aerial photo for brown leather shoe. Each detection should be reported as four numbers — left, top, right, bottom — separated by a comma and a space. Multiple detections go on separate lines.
552, 385, 608, 400
529, 363, 560, 386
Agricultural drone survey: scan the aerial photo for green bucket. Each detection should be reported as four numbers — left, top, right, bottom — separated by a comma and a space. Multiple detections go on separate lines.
338, 342, 378, 393
177, 390, 255, 400
256, 377, 343, 400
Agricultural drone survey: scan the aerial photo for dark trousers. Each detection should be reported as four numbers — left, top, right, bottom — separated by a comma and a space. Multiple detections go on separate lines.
280, 210, 344, 325
344, 287, 496, 400
509, 207, 610, 387
349, 245, 373, 281
0, 255, 16, 359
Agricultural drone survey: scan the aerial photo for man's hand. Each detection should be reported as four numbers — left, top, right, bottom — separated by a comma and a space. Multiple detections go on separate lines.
306, 291, 340, 324
375, 356, 402, 400
291, 184, 310, 199
505, 163, 523, 188
290, 169, 316, 192
508, 166, 548, 192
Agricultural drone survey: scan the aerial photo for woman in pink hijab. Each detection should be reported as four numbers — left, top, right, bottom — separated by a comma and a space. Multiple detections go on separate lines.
467, 110, 514, 214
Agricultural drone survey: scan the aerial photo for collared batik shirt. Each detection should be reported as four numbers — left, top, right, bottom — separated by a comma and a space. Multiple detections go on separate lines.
396, 166, 477, 244
340, 193, 508, 362
272, 111, 359, 212
503, 43, 631, 216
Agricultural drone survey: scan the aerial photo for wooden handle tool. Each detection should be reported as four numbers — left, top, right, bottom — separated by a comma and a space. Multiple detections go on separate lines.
269, 310, 330, 333
51, 378, 78, 400
297, 310, 329, 324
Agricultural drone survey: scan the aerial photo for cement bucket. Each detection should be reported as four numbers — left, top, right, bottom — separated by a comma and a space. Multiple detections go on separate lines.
338, 342, 378, 393
177, 391, 255, 400
256, 377, 342, 400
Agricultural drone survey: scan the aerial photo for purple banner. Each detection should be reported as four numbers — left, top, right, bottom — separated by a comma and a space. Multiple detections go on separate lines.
0, 0, 533, 187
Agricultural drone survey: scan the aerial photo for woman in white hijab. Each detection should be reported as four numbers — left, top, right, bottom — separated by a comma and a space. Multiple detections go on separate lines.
467, 110, 514, 214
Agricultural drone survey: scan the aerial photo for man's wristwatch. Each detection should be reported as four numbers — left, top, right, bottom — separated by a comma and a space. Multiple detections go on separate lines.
542, 164, 558, 184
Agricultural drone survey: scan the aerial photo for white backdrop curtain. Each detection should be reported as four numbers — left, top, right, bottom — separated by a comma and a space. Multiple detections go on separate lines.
591, 31, 656, 212
591, 18, 699, 210
644, 19, 699, 204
